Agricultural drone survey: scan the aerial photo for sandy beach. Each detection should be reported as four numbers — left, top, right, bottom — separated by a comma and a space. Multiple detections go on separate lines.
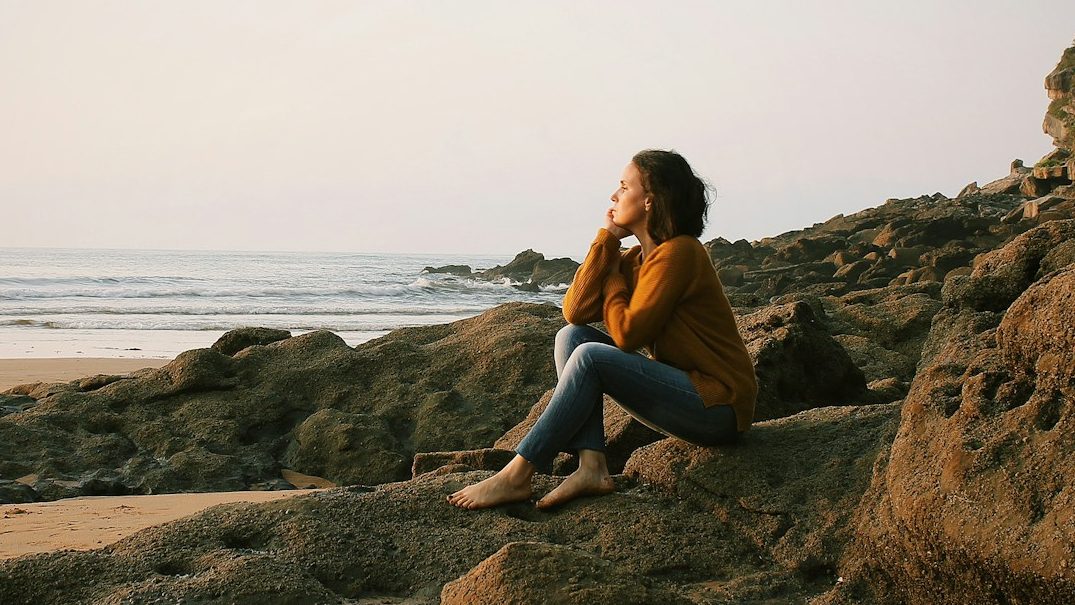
0, 357, 171, 392
0, 487, 330, 560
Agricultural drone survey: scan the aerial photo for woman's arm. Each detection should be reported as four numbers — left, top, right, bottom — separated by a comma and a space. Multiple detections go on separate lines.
562, 228, 622, 324
602, 238, 693, 351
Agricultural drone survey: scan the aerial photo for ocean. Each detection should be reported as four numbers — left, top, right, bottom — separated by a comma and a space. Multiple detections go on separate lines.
0, 247, 569, 358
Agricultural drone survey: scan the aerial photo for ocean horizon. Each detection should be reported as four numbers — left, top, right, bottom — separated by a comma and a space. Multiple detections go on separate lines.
0, 246, 570, 358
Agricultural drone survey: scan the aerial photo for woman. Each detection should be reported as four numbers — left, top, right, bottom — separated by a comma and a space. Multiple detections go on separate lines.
448, 149, 758, 510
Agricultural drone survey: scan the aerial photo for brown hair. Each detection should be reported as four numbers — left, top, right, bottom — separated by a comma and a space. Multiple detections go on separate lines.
631, 149, 711, 244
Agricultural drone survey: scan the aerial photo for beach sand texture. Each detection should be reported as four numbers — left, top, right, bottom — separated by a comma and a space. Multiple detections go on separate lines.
0, 357, 171, 392
0, 488, 329, 560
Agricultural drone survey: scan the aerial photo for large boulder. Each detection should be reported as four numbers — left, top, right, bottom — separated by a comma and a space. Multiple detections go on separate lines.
1043, 44, 1075, 154
833, 221, 1075, 603
625, 404, 899, 585
738, 301, 868, 420
281, 408, 410, 485
477, 250, 580, 288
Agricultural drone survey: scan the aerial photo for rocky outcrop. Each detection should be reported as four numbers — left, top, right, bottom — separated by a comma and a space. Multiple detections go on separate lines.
1025, 44, 1075, 198
1043, 44, 1075, 155
831, 220, 1075, 604
739, 301, 868, 419
0, 302, 563, 502
0, 403, 900, 605
626, 403, 900, 592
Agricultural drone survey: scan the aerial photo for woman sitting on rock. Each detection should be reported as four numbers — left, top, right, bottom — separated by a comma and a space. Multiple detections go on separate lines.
448, 149, 758, 510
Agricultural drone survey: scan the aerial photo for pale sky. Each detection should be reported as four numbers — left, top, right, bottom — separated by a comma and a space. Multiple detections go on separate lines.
1, 1, 1071, 258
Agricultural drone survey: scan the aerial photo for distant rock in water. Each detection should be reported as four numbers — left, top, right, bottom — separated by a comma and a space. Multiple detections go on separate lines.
425, 249, 580, 290
421, 264, 472, 276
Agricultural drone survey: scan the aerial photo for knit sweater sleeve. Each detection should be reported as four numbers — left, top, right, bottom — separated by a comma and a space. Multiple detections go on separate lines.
562, 228, 623, 325
602, 238, 693, 351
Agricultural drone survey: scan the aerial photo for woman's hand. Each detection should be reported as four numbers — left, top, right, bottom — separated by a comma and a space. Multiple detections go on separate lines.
603, 208, 632, 240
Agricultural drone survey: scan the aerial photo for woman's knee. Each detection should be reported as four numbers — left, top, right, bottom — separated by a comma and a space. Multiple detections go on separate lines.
566, 341, 617, 371
556, 324, 608, 355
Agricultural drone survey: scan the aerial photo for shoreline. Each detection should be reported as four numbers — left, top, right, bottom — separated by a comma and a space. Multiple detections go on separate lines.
0, 357, 172, 392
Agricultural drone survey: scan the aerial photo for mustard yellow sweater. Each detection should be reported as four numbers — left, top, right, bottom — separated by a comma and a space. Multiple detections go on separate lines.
562, 228, 758, 432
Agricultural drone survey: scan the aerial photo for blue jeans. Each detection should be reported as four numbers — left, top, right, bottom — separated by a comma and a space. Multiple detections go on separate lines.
515, 324, 739, 474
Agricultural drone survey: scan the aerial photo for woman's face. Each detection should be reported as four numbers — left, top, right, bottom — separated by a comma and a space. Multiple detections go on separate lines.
610, 162, 650, 234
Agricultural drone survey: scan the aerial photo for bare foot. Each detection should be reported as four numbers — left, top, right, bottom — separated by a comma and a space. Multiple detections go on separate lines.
447, 471, 532, 510
535, 469, 615, 510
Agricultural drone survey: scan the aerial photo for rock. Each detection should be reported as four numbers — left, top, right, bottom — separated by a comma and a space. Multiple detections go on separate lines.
0, 398, 908, 605
944, 266, 972, 280
835, 220, 1075, 603
0, 470, 787, 604
957, 181, 979, 197
211, 327, 292, 356
0, 394, 36, 417
625, 403, 901, 586
411, 448, 516, 477
282, 409, 410, 485
474, 250, 579, 288
866, 377, 909, 404
1003, 194, 1067, 223
833, 259, 871, 281
980, 160, 1032, 195
773, 236, 846, 264
423, 264, 473, 275
512, 281, 541, 293
832, 334, 914, 385
0, 302, 562, 503
0, 479, 37, 503
918, 241, 976, 275
824, 283, 942, 381
478, 249, 544, 282
441, 541, 692, 605
738, 302, 867, 420
530, 257, 580, 287
717, 265, 745, 286
1021, 174, 1054, 198
1054, 183, 1075, 199
1043, 45, 1075, 152
75, 374, 127, 392
942, 219, 1075, 311
887, 246, 926, 267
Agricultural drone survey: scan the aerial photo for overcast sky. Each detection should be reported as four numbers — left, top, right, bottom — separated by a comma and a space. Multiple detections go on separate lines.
1, 1, 1071, 258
